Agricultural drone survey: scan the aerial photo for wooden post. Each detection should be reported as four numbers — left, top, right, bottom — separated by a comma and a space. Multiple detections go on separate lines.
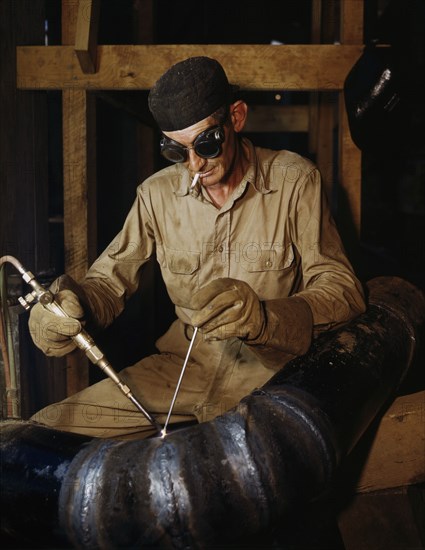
338, 0, 363, 245
62, 0, 97, 394
308, 0, 322, 157
75, 0, 101, 74
62, 89, 97, 280
309, 0, 339, 204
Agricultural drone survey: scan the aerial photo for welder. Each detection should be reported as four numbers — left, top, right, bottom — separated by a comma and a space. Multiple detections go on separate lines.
28, 56, 366, 439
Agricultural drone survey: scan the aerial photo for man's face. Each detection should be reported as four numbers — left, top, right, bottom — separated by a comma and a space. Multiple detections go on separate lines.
162, 109, 241, 188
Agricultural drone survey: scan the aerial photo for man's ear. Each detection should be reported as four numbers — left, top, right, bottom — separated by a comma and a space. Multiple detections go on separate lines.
230, 100, 248, 133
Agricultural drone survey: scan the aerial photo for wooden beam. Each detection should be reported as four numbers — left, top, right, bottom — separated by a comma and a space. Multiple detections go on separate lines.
75, 0, 101, 74
244, 105, 309, 133
16, 44, 363, 91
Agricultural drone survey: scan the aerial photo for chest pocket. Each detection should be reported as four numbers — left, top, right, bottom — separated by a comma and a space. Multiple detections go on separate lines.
168, 249, 200, 274
240, 243, 295, 273
160, 247, 200, 307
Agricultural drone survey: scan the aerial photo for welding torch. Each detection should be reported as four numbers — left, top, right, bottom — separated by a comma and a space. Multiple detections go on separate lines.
0, 255, 162, 433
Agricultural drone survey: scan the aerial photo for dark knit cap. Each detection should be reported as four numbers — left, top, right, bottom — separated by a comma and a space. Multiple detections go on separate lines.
148, 56, 235, 131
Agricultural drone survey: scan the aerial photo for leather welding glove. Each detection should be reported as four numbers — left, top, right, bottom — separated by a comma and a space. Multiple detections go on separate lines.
190, 278, 266, 342
28, 274, 89, 357
190, 277, 314, 364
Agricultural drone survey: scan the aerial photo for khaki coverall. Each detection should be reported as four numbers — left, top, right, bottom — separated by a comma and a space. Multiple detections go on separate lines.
32, 140, 365, 438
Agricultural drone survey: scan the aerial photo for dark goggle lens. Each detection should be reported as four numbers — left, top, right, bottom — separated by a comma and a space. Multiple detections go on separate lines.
159, 141, 187, 163
194, 140, 221, 158
160, 126, 224, 163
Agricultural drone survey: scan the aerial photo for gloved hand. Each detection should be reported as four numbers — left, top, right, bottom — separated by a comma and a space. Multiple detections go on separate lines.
191, 277, 314, 365
28, 275, 86, 357
190, 278, 266, 341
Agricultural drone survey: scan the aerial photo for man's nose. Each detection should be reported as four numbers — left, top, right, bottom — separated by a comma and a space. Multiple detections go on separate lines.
187, 149, 206, 172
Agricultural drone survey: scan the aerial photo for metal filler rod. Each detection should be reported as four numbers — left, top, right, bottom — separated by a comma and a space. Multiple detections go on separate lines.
0, 255, 162, 433
161, 326, 198, 438
157, 172, 202, 436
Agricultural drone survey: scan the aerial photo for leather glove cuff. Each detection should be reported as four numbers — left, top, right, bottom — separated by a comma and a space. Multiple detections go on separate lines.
247, 296, 313, 356
51, 275, 98, 333
79, 278, 124, 330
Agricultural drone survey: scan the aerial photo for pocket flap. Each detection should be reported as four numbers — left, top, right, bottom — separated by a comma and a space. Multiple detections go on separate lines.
242, 244, 295, 272
167, 249, 200, 274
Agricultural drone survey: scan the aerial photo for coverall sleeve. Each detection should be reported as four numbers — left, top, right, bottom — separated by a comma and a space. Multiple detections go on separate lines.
248, 168, 366, 364
80, 185, 156, 330
290, 168, 366, 329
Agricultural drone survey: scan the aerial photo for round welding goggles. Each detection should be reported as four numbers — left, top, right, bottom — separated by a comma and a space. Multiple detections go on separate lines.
159, 125, 225, 163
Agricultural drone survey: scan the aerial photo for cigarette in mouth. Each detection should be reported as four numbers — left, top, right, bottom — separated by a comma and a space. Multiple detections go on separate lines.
190, 172, 200, 189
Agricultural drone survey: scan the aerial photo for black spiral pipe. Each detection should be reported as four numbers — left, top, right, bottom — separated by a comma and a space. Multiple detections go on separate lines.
1, 276, 424, 548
